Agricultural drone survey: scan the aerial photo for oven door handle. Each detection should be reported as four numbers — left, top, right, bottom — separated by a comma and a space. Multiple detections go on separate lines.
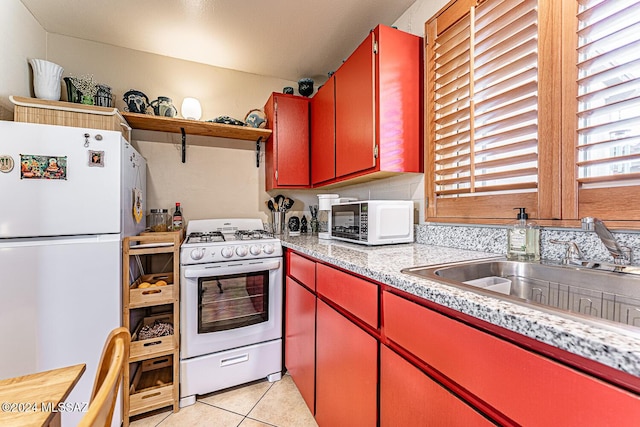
183, 259, 281, 278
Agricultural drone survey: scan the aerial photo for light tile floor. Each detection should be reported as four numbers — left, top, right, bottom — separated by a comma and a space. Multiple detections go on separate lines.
130, 374, 318, 427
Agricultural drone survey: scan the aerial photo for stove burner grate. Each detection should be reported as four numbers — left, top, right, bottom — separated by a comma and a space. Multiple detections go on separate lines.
235, 229, 274, 240
188, 231, 225, 242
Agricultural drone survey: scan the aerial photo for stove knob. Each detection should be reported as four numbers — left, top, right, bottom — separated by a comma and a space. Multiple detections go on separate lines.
235, 246, 248, 257
221, 247, 234, 258
263, 244, 275, 255
190, 248, 205, 260
249, 245, 262, 256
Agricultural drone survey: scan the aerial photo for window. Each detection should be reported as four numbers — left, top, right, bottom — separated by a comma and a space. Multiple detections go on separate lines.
426, 0, 639, 226
571, 0, 640, 221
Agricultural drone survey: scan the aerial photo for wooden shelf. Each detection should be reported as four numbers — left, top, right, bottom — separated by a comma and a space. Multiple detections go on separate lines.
123, 231, 182, 425
122, 112, 272, 141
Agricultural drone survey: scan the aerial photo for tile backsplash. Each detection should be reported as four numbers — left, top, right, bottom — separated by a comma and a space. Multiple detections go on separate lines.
416, 223, 640, 265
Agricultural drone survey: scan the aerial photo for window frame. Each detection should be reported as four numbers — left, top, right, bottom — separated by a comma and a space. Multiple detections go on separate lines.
425, 0, 639, 228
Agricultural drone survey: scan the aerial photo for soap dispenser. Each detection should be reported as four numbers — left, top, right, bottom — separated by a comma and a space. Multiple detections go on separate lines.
507, 207, 540, 261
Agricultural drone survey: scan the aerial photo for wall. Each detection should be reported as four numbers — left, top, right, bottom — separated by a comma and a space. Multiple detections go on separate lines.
0, 0, 47, 120
44, 34, 297, 223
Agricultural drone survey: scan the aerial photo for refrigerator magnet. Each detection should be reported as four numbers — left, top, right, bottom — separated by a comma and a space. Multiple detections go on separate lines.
0, 155, 14, 173
20, 154, 67, 180
89, 150, 104, 167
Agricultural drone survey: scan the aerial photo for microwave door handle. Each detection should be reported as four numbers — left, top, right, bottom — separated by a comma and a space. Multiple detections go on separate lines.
183, 259, 281, 278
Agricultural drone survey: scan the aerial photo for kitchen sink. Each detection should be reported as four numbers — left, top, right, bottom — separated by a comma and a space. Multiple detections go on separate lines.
402, 259, 640, 330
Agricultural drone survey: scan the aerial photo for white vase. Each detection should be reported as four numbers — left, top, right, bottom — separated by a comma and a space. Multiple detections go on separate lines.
28, 58, 63, 101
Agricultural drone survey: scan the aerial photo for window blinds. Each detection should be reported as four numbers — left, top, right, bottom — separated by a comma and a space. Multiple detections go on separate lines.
576, 0, 640, 187
433, 0, 539, 197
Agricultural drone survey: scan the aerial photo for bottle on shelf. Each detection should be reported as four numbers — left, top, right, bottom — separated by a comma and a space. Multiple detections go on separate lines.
172, 202, 183, 231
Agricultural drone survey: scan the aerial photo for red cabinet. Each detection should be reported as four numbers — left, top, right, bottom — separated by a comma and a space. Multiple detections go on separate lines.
285, 277, 316, 414
334, 32, 376, 178
284, 250, 379, 426
332, 24, 423, 183
264, 93, 310, 190
310, 76, 335, 185
315, 300, 378, 427
380, 345, 493, 427
383, 290, 640, 426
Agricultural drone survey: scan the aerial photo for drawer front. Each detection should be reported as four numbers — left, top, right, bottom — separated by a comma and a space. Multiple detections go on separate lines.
130, 313, 176, 360
383, 291, 640, 425
129, 285, 175, 307
129, 384, 174, 416
288, 251, 316, 291
130, 335, 175, 361
316, 263, 378, 329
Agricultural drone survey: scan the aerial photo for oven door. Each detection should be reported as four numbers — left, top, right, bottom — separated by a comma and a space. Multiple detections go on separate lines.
181, 257, 283, 359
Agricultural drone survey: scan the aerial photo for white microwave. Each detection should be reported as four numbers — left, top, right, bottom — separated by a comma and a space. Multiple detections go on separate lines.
331, 200, 414, 245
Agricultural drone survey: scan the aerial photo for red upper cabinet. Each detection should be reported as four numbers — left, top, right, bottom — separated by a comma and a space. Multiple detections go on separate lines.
264, 93, 310, 190
310, 76, 336, 185
335, 32, 376, 178
331, 24, 423, 183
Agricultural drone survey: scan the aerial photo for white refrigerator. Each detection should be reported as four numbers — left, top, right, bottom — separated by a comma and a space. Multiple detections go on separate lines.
0, 121, 146, 426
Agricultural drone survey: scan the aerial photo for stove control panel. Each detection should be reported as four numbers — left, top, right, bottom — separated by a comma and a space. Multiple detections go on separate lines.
180, 241, 282, 264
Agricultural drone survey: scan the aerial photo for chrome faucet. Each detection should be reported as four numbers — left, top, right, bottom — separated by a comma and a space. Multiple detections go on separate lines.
583, 217, 633, 265
550, 240, 585, 265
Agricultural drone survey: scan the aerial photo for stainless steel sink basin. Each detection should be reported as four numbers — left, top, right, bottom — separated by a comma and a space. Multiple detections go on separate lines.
402, 260, 640, 329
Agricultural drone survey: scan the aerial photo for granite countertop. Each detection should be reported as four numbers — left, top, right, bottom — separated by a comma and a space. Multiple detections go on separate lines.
280, 234, 640, 378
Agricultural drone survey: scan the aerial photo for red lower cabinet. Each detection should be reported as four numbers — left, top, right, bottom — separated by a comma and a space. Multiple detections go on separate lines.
284, 277, 316, 414
315, 300, 377, 427
380, 345, 493, 427
383, 291, 640, 426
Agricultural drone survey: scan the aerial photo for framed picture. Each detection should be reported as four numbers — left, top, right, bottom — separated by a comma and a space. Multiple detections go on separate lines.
89, 150, 104, 167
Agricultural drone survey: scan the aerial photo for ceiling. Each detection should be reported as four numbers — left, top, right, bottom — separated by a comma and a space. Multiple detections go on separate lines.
19, 0, 416, 82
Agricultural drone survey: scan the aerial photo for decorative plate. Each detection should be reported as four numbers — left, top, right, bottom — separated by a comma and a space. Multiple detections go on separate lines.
244, 109, 267, 128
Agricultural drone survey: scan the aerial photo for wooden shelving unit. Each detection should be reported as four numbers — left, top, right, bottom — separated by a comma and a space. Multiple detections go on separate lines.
122, 112, 272, 165
122, 231, 183, 425
121, 112, 272, 141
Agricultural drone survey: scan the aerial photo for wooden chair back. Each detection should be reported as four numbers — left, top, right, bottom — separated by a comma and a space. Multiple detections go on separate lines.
78, 327, 130, 427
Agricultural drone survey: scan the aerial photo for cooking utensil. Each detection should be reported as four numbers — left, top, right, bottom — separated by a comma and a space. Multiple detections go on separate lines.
275, 194, 285, 211
266, 200, 275, 212
283, 197, 294, 211
270, 197, 278, 211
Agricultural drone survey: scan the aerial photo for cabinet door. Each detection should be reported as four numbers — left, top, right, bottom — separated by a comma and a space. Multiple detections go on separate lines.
380, 345, 493, 427
311, 76, 336, 185
335, 32, 376, 178
383, 291, 640, 426
376, 24, 423, 173
264, 94, 310, 189
315, 300, 377, 427
285, 277, 316, 414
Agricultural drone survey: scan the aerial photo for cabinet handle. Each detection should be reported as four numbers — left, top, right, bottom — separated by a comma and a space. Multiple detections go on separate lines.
141, 391, 162, 400
220, 353, 249, 367
143, 340, 162, 347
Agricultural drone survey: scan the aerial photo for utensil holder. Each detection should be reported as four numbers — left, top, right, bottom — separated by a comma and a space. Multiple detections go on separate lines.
272, 212, 285, 235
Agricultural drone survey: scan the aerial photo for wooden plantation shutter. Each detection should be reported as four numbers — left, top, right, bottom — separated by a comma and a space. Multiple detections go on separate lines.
426, 0, 560, 222
574, 0, 640, 220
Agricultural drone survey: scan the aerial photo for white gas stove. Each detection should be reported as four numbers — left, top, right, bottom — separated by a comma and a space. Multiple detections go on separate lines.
179, 218, 284, 406
180, 218, 282, 265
